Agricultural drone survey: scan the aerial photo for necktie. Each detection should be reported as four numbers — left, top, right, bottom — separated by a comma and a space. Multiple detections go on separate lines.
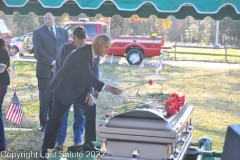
50, 27, 56, 39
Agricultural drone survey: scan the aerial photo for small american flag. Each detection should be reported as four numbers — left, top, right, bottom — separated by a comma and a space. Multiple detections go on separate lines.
5, 92, 23, 125
10, 64, 15, 79
137, 60, 145, 73
155, 57, 163, 76
109, 53, 113, 64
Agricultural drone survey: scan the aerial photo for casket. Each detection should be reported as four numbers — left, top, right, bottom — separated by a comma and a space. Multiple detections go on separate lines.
97, 102, 194, 160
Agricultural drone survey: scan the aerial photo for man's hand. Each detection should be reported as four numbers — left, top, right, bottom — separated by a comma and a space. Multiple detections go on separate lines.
85, 93, 95, 106
105, 85, 123, 95
94, 90, 100, 99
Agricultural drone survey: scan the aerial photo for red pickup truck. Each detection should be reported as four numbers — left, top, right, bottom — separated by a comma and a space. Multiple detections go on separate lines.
22, 21, 166, 64
63, 21, 165, 64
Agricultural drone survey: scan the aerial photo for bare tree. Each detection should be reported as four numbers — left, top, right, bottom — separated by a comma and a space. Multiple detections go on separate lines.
12, 12, 39, 36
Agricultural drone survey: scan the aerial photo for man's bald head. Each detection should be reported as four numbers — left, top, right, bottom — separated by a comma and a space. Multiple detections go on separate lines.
44, 12, 55, 27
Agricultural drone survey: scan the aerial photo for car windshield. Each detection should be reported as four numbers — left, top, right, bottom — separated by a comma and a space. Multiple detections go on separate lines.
83, 25, 97, 36
103, 24, 108, 34
63, 24, 97, 36
0, 22, 8, 31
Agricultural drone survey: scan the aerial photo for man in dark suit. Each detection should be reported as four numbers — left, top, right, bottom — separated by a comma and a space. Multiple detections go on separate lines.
40, 34, 123, 160
32, 12, 69, 132
54, 26, 96, 151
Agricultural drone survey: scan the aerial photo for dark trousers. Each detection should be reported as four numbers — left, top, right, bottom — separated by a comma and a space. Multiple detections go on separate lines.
38, 78, 52, 126
0, 84, 8, 116
0, 114, 6, 151
42, 95, 96, 149
0, 84, 7, 151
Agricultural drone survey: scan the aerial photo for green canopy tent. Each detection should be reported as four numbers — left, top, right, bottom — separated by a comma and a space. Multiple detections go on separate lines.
0, 0, 240, 20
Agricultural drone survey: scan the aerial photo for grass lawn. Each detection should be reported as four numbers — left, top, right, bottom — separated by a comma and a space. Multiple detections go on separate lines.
1, 60, 240, 159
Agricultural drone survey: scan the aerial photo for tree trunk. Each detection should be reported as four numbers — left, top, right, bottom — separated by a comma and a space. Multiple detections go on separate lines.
23, 23, 27, 35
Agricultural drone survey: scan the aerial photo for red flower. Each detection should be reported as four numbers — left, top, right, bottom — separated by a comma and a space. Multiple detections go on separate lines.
170, 93, 177, 97
164, 93, 186, 119
124, 79, 153, 91
165, 100, 171, 107
105, 114, 110, 118
149, 79, 153, 85
168, 106, 177, 115
178, 96, 185, 105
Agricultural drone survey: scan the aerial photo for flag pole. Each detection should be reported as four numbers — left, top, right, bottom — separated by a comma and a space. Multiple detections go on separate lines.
10, 88, 15, 129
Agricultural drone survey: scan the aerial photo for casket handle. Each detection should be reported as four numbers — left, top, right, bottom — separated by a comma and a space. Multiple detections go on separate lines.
167, 144, 174, 159
132, 147, 139, 159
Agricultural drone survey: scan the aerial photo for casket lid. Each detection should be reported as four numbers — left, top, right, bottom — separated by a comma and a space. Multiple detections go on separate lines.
105, 102, 193, 132
114, 108, 166, 120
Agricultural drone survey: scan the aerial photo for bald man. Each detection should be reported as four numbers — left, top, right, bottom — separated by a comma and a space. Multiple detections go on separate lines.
33, 12, 69, 132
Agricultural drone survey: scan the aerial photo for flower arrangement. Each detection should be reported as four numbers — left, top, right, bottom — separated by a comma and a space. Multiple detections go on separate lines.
164, 93, 185, 119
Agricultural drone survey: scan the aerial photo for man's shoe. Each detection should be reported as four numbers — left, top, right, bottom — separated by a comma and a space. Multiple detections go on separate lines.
54, 144, 63, 151
39, 125, 45, 132
83, 142, 101, 152
74, 142, 82, 146
83, 142, 112, 157
40, 148, 48, 160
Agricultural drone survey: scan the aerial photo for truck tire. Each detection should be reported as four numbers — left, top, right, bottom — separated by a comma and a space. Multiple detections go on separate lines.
126, 49, 144, 65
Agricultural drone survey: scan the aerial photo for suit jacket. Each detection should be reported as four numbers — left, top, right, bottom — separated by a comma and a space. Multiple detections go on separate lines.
55, 42, 100, 94
0, 49, 10, 85
33, 25, 69, 78
50, 44, 104, 105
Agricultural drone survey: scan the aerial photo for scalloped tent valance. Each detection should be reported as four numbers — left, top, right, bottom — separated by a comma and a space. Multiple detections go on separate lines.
1, 0, 240, 20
